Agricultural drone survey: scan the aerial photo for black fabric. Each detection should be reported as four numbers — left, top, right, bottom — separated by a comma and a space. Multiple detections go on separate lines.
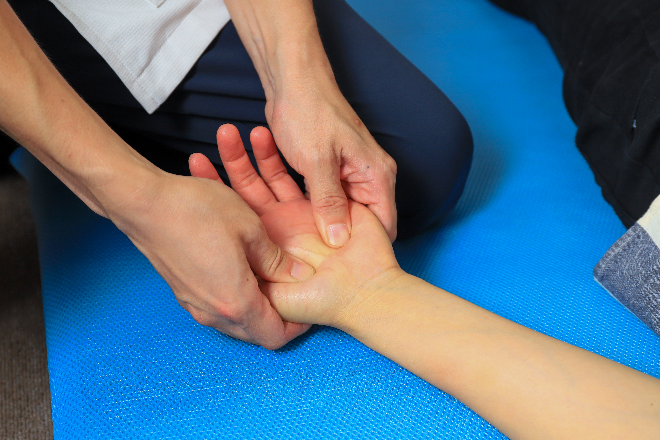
0, 132, 19, 176
491, 0, 660, 228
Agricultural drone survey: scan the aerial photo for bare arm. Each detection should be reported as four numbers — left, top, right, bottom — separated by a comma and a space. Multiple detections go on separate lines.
341, 275, 660, 439
0, 0, 156, 215
0, 1, 315, 349
192, 125, 660, 439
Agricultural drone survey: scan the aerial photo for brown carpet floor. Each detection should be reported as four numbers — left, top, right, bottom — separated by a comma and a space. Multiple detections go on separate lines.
0, 128, 187, 439
0, 165, 53, 439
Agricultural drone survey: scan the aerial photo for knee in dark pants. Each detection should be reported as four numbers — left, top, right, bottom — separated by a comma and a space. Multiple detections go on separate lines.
393, 108, 473, 240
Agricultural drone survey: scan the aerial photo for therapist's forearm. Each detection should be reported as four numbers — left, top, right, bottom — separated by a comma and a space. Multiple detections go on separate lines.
223, 0, 336, 101
337, 273, 660, 440
0, 0, 161, 219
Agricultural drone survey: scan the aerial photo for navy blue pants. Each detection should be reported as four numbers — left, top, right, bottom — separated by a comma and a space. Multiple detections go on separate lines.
12, 0, 473, 239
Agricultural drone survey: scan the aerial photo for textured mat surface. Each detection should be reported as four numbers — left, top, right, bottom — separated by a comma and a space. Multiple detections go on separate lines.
12, 0, 660, 438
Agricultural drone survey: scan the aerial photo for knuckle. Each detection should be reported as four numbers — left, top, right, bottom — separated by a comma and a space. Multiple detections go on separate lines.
211, 300, 245, 325
261, 339, 285, 351
383, 155, 397, 175
310, 148, 338, 167
262, 245, 286, 277
314, 194, 348, 215
196, 315, 217, 328
242, 218, 268, 244
267, 167, 289, 183
189, 309, 217, 328
233, 171, 260, 191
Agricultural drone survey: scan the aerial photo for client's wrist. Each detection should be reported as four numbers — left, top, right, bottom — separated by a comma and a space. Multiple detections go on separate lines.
333, 268, 412, 335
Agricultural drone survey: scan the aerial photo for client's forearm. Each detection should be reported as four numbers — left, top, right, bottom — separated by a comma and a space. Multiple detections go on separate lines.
338, 272, 660, 440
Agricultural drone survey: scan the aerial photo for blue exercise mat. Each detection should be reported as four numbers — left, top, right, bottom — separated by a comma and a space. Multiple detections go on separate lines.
12, 0, 660, 438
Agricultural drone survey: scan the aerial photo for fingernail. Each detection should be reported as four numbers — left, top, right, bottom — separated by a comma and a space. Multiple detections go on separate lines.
327, 223, 350, 247
291, 261, 314, 281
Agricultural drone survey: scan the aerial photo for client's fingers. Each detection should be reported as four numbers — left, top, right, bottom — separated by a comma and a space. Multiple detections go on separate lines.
189, 153, 222, 182
251, 127, 304, 202
216, 124, 277, 215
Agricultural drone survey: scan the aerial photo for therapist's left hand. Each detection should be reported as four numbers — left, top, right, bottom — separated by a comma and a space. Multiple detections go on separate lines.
265, 74, 398, 247
223, 0, 397, 246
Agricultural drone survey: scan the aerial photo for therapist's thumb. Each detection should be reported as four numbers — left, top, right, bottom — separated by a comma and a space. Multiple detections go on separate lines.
308, 163, 351, 248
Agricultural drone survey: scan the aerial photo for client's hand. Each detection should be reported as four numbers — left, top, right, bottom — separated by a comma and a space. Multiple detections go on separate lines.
189, 124, 402, 328
192, 125, 660, 440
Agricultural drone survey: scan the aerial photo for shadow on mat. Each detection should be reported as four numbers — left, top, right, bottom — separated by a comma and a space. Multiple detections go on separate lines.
392, 140, 508, 280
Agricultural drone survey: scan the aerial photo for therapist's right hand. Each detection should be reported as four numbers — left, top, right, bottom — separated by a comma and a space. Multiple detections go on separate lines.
0, 0, 313, 351
111, 167, 314, 350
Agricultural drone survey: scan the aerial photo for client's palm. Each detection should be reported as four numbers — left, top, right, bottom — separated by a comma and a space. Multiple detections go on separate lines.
190, 125, 400, 328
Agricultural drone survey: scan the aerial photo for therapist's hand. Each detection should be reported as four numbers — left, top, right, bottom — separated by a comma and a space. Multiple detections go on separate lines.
223, 0, 398, 246
119, 161, 315, 350
267, 75, 398, 246
0, 0, 314, 350
190, 125, 401, 328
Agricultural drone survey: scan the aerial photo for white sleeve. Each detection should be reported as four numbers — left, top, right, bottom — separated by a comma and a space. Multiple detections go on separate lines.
49, 0, 231, 113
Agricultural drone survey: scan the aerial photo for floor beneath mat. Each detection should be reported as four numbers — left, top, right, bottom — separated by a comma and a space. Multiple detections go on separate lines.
0, 162, 53, 439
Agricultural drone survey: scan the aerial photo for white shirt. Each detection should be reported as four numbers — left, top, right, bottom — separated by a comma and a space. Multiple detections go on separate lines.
49, 0, 231, 113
